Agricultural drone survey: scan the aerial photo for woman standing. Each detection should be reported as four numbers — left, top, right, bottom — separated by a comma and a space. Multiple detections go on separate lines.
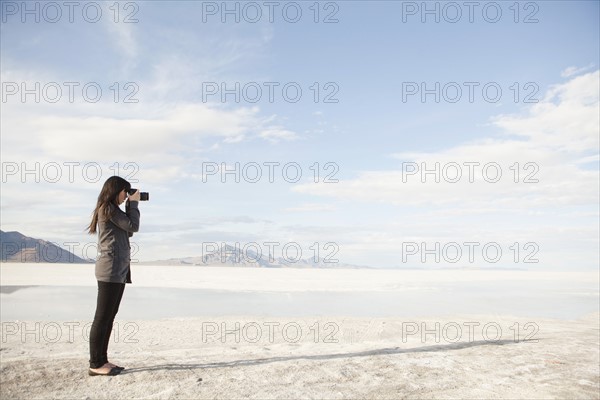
87, 176, 140, 376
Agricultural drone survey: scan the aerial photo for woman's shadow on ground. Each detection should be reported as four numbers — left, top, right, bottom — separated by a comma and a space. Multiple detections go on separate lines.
121, 338, 539, 374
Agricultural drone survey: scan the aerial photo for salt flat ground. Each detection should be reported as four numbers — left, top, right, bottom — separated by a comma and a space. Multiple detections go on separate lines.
1, 264, 599, 399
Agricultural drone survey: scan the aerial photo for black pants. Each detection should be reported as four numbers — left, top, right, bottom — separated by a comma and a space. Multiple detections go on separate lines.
89, 281, 125, 368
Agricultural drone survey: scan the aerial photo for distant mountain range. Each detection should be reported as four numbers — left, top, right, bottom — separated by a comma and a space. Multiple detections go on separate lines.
0, 230, 89, 263
0, 230, 367, 268
140, 243, 367, 269
0, 230, 528, 270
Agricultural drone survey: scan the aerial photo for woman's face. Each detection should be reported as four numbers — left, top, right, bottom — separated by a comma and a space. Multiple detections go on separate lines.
117, 189, 128, 205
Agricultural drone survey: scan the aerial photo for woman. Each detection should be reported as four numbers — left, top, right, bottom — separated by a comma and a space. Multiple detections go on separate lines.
87, 176, 140, 376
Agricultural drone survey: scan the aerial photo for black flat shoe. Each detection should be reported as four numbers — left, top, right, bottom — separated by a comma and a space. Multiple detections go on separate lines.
88, 367, 122, 376
108, 362, 125, 370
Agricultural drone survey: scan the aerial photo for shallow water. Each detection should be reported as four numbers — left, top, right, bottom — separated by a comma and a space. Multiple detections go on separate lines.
1, 279, 598, 320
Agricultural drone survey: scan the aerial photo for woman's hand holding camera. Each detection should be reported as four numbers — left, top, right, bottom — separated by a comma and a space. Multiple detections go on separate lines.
128, 189, 141, 202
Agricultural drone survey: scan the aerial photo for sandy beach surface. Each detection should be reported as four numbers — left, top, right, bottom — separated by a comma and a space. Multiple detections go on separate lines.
1, 264, 599, 399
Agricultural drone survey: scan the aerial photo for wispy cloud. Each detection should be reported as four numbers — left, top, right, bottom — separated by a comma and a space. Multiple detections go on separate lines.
561, 64, 595, 78
283, 203, 336, 212
259, 127, 298, 143
103, 17, 139, 73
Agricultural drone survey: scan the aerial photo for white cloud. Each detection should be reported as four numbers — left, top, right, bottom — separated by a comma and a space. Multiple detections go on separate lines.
1, 101, 262, 162
258, 127, 298, 143
283, 203, 336, 212
292, 71, 600, 210
561, 64, 595, 78
103, 17, 139, 72
493, 71, 599, 154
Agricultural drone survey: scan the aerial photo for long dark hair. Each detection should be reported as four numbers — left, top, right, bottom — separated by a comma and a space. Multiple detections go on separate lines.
87, 176, 132, 234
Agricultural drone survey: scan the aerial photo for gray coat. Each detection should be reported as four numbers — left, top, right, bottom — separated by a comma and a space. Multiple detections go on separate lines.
95, 201, 140, 283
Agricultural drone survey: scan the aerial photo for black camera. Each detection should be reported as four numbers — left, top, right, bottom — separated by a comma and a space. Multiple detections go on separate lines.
128, 188, 150, 201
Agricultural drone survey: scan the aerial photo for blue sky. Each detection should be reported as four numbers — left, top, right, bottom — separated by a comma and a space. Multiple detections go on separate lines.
1, 0, 598, 269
